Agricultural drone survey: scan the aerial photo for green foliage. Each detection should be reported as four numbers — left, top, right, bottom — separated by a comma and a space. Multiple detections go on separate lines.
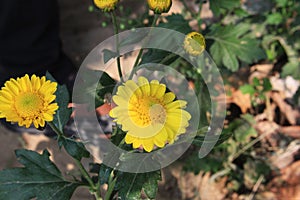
157, 14, 192, 34
0, 149, 80, 200
115, 171, 161, 200
243, 158, 270, 189
73, 70, 116, 108
103, 49, 119, 64
207, 24, 265, 71
183, 152, 223, 174
46, 72, 72, 132
209, 0, 240, 16
58, 137, 90, 161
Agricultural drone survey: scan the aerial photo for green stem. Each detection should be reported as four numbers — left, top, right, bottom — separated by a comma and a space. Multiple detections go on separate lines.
104, 171, 116, 200
128, 14, 160, 80
48, 122, 63, 137
159, 53, 177, 64
111, 11, 123, 81
75, 159, 102, 200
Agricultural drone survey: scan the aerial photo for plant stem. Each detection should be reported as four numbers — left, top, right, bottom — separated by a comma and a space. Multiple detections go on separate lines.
48, 122, 63, 137
111, 11, 123, 82
128, 14, 159, 80
49, 122, 102, 199
75, 159, 102, 200
104, 171, 116, 200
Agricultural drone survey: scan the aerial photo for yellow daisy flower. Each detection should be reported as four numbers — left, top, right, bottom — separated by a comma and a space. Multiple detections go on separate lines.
0, 74, 59, 128
94, 0, 119, 12
109, 76, 191, 152
147, 0, 172, 14
183, 32, 206, 56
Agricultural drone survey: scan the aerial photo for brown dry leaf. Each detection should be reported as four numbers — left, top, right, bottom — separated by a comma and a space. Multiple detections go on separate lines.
249, 64, 274, 83
269, 141, 300, 169
227, 89, 252, 113
173, 170, 228, 200
276, 185, 300, 200
279, 126, 300, 139
254, 121, 280, 148
271, 92, 298, 125
280, 160, 300, 185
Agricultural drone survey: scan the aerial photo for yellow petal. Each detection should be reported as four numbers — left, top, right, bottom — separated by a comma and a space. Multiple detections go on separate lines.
142, 138, 154, 152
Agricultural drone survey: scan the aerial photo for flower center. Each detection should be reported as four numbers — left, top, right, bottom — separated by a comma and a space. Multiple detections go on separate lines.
15, 92, 43, 118
129, 95, 166, 127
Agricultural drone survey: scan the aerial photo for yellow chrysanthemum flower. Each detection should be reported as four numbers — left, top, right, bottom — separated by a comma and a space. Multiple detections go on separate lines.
94, 0, 119, 12
0, 74, 59, 128
183, 32, 206, 56
147, 0, 172, 14
109, 76, 191, 152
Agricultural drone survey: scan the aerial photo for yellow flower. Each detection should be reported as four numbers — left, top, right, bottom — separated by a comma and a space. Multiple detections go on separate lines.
109, 76, 191, 152
94, 0, 119, 12
147, 0, 172, 14
183, 32, 206, 56
0, 74, 59, 128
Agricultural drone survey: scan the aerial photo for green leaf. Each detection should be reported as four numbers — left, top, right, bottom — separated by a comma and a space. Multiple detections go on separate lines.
282, 62, 300, 79
208, 24, 266, 71
0, 149, 80, 200
158, 14, 192, 34
240, 84, 256, 95
266, 13, 283, 25
73, 70, 116, 107
262, 78, 272, 92
115, 171, 161, 200
209, 0, 240, 16
193, 129, 233, 147
119, 29, 149, 47
99, 164, 113, 185
46, 72, 72, 132
103, 49, 118, 64
58, 137, 90, 161
183, 153, 223, 174
233, 114, 257, 143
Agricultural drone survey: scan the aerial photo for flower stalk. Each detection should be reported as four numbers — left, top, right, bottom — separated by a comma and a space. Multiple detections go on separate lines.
111, 11, 123, 81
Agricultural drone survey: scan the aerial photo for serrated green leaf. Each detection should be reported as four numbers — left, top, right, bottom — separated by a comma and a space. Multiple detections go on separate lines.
209, 0, 240, 16
208, 24, 265, 71
103, 49, 118, 64
240, 84, 256, 95
46, 72, 71, 132
115, 170, 161, 200
58, 137, 90, 161
0, 149, 80, 200
142, 171, 161, 199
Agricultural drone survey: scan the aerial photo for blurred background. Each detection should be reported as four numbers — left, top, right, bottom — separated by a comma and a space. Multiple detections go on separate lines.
1, 0, 300, 199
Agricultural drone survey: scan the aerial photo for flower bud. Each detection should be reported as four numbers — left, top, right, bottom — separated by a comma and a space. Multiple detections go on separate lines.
183, 32, 206, 56
94, 0, 119, 12
147, 0, 172, 14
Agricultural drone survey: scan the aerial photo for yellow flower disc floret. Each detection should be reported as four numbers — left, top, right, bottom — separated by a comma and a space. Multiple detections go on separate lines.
0, 74, 59, 128
110, 76, 191, 152
147, 0, 172, 14
94, 0, 119, 12
184, 32, 206, 56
